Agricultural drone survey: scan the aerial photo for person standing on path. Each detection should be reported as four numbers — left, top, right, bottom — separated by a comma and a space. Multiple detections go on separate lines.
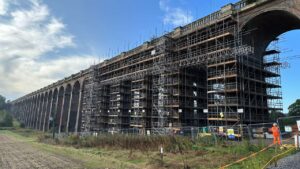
272, 123, 281, 145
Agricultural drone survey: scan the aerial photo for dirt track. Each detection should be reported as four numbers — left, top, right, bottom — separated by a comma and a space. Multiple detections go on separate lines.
0, 134, 83, 169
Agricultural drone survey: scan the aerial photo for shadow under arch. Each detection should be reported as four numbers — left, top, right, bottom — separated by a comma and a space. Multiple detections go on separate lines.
242, 9, 300, 57
40, 92, 48, 130
68, 81, 81, 133
44, 90, 53, 131
60, 84, 72, 133
55, 86, 65, 132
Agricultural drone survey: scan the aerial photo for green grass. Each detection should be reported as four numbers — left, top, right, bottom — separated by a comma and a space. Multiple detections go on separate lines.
227, 147, 297, 169
0, 128, 297, 169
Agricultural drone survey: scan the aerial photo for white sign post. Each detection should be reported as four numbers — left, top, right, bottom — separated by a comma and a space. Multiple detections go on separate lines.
295, 135, 300, 149
295, 120, 300, 149
160, 146, 164, 161
297, 120, 300, 131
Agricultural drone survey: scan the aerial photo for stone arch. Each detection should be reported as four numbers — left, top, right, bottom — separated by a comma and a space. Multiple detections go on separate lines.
60, 84, 72, 133
49, 88, 59, 131
40, 92, 48, 130
68, 81, 81, 132
239, 8, 300, 121
25, 98, 30, 127
44, 90, 53, 131
36, 93, 44, 130
241, 9, 300, 57
31, 95, 38, 128
55, 86, 65, 132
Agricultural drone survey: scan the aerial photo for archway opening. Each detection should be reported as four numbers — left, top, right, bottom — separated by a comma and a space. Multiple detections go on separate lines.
49, 89, 58, 131
36, 94, 44, 130
60, 84, 71, 133
55, 87, 65, 132
266, 30, 300, 115
33, 95, 39, 129
40, 92, 48, 130
69, 82, 80, 132
44, 91, 52, 131
242, 10, 300, 121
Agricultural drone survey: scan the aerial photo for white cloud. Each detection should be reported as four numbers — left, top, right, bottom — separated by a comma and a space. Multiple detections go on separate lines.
0, 0, 97, 100
0, 56, 96, 99
159, 0, 193, 27
0, 0, 8, 15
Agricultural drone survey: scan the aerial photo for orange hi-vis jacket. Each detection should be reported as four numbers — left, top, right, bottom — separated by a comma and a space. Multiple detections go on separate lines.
272, 126, 280, 136
271, 126, 281, 145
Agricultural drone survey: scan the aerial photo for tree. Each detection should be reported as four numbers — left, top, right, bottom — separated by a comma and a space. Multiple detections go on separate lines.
0, 95, 6, 110
0, 111, 13, 127
288, 99, 300, 116
0, 95, 13, 127
269, 110, 285, 121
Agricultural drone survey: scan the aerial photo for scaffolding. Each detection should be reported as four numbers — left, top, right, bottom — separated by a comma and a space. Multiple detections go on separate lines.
151, 36, 176, 134
77, 1, 282, 135
263, 39, 283, 114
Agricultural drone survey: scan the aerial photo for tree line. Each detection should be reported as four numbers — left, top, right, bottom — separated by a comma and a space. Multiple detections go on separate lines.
0, 95, 13, 127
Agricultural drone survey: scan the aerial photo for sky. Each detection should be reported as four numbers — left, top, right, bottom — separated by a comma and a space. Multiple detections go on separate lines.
0, 0, 299, 113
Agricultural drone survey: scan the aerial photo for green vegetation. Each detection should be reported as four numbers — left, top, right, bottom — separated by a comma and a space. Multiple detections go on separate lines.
288, 99, 300, 116
38, 133, 193, 153
0, 111, 13, 127
0, 94, 13, 128
1, 128, 297, 169
269, 110, 285, 121
0, 95, 5, 110
228, 146, 297, 169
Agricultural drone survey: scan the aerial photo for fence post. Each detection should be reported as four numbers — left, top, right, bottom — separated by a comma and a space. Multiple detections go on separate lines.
295, 134, 299, 150
247, 125, 253, 140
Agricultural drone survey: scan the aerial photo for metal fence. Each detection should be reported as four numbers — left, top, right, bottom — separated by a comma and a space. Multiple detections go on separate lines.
278, 116, 300, 138
56, 117, 300, 143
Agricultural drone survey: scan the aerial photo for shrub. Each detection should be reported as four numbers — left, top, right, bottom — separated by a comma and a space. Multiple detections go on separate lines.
20, 123, 25, 128
64, 134, 80, 145
0, 111, 13, 127
37, 134, 51, 141
55, 134, 193, 153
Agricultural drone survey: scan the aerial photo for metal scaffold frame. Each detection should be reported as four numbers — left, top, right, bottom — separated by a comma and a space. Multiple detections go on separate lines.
73, 1, 282, 135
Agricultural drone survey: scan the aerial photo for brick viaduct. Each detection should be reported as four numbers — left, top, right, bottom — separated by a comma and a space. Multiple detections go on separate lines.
11, 0, 300, 133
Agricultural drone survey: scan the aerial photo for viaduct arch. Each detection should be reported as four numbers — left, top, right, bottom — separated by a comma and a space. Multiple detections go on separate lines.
10, 0, 300, 133
11, 70, 88, 134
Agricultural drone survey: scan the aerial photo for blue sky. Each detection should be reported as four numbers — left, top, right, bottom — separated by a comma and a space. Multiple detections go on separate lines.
0, 0, 299, 113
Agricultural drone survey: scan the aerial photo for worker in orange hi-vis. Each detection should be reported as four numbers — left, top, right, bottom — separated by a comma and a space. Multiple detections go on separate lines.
272, 123, 281, 145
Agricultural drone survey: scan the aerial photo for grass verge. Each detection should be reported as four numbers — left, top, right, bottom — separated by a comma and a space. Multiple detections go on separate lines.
1, 128, 297, 169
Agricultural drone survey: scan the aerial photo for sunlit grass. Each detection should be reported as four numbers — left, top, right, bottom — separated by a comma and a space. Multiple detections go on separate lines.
1, 128, 296, 169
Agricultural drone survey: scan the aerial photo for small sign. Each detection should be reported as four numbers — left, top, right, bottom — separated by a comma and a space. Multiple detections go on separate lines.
219, 127, 224, 133
227, 129, 235, 139
151, 50, 156, 55
284, 126, 292, 132
297, 120, 300, 132
203, 109, 208, 113
160, 146, 164, 154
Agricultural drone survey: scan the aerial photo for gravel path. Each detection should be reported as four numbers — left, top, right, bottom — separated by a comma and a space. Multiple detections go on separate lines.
268, 151, 300, 169
0, 134, 84, 169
